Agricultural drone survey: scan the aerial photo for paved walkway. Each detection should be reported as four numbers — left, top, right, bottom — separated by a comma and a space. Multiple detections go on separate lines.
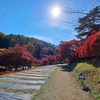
0, 65, 57, 100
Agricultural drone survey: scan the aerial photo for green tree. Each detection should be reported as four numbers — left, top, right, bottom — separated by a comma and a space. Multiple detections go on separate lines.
75, 6, 100, 40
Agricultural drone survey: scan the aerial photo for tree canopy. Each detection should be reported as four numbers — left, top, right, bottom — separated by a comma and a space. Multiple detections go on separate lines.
0, 44, 36, 70
0, 32, 56, 59
58, 40, 79, 63
75, 6, 100, 40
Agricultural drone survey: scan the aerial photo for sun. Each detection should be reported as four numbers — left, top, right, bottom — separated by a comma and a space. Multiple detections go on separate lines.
52, 7, 60, 17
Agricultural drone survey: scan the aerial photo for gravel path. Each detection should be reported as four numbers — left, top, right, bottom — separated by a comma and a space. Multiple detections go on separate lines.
33, 66, 94, 100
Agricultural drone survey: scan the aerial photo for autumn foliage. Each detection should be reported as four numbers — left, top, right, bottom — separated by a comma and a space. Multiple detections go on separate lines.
0, 30, 100, 72
74, 31, 100, 60
56, 31, 100, 63
0, 44, 36, 70
58, 40, 79, 63
42, 55, 57, 65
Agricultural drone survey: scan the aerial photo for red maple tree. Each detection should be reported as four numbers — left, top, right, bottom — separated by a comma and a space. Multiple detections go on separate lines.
0, 44, 36, 70
58, 40, 79, 63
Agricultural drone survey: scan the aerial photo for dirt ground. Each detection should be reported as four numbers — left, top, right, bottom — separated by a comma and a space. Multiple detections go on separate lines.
33, 66, 95, 100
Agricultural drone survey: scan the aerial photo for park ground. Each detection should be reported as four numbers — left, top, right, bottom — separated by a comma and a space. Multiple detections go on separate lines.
32, 65, 95, 100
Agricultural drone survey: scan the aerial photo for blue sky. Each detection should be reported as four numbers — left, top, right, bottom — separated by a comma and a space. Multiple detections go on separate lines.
0, 0, 100, 45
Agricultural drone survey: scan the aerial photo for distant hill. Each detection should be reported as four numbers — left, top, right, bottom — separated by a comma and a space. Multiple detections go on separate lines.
0, 32, 56, 59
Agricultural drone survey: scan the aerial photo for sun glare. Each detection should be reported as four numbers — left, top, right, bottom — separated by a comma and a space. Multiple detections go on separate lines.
52, 7, 60, 17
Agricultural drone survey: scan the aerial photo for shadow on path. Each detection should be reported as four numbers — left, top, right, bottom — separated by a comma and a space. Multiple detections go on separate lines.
60, 62, 78, 72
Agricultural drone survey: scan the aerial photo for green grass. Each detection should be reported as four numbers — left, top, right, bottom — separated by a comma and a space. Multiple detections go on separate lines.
71, 60, 100, 100
31, 68, 58, 100
31, 77, 52, 100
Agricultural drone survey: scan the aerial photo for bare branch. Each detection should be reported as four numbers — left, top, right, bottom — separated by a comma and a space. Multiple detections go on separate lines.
63, 7, 87, 14
63, 19, 78, 24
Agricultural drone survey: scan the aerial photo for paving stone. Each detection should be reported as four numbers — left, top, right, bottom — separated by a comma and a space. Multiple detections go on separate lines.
0, 77, 45, 84
8, 75, 47, 80
25, 71, 53, 75
31, 69, 55, 72
0, 65, 57, 100
0, 83, 41, 90
0, 91, 34, 100
0, 77, 44, 84
27, 69, 54, 72
13, 73, 50, 77
14, 68, 56, 76
23, 71, 40, 74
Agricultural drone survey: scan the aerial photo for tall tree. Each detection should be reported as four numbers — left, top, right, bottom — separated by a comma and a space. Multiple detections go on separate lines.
58, 40, 79, 63
74, 31, 100, 59
75, 6, 100, 40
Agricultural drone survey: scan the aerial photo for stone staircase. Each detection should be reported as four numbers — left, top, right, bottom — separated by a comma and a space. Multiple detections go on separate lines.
0, 65, 57, 100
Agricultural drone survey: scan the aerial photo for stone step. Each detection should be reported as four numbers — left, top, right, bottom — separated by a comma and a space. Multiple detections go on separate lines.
0, 83, 41, 90
8, 75, 47, 80
0, 77, 45, 84
0, 65, 57, 100
13, 73, 50, 77
0, 91, 34, 100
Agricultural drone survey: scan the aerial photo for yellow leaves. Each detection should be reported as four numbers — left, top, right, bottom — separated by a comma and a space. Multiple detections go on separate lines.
0, 48, 6, 52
